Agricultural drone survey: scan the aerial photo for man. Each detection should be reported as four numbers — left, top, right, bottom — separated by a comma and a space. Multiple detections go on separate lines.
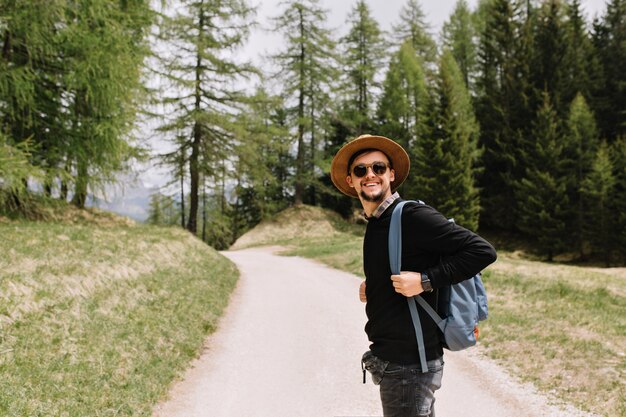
330, 134, 497, 417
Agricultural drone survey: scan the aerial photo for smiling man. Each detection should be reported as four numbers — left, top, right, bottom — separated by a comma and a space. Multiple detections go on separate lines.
347, 150, 394, 204
330, 134, 497, 417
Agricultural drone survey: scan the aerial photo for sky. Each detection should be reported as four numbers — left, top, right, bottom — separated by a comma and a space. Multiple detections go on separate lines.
136, 0, 609, 192
243, 0, 609, 68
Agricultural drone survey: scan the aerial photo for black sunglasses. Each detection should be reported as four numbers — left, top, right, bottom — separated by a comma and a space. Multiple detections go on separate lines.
351, 161, 389, 178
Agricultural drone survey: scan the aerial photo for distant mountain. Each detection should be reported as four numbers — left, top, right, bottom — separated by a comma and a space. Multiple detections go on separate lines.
88, 180, 157, 223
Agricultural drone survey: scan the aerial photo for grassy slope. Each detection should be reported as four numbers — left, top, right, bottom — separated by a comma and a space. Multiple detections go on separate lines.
0, 214, 237, 416
233, 204, 626, 417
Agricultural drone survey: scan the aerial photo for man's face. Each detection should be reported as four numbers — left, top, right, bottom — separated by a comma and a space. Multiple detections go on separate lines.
346, 150, 395, 204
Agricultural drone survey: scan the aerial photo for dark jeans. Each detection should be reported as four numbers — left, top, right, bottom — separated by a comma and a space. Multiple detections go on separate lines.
363, 352, 444, 417
361, 351, 443, 417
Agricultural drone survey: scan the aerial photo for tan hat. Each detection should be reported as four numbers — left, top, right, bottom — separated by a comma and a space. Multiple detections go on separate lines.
330, 134, 410, 198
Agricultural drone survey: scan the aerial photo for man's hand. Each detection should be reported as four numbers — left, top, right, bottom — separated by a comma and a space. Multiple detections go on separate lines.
390, 271, 424, 297
359, 281, 367, 303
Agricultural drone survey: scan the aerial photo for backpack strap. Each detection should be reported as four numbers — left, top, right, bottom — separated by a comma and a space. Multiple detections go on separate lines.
389, 200, 445, 373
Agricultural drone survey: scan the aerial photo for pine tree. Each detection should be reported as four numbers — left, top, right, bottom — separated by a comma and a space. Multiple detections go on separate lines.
413, 50, 481, 229
564, 93, 598, 257
609, 137, 626, 261
156, 0, 255, 233
339, 0, 387, 134
271, 0, 338, 205
590, 0, 626, 142
563, 0, 594, 101
475, 0, 532, 229
442, 0, 478, 90
581, 142, 615, 265
517, 93, 568, 261
393, 0, 437, 67
530, 0, 571, 117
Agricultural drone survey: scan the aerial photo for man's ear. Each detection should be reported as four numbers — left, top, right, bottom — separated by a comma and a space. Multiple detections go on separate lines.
346, 175, 354, 188
389, 168, 395, 183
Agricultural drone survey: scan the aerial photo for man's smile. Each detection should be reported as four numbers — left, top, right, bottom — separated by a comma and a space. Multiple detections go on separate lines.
362, 180, 381, 188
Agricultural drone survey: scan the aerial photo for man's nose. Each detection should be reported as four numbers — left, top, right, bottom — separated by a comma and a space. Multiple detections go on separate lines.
364, 166, 377, 178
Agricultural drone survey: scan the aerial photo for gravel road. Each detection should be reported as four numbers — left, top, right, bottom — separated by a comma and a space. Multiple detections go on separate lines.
152, 247, 598, 417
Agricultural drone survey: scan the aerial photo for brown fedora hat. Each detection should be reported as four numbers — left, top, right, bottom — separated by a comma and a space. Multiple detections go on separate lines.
330, 134, 410, 198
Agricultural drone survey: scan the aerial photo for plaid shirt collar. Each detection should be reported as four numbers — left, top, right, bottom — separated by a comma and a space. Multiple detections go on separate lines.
367, 192, 400, 219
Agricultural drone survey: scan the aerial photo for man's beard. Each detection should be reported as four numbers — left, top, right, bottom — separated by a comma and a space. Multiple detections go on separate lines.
360, 186, 387, 203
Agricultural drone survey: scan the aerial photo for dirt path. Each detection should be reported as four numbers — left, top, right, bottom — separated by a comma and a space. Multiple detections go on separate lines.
152, 247, 598, 417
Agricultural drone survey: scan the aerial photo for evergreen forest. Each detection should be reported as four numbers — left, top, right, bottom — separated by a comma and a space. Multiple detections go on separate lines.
1, 0, 625, 264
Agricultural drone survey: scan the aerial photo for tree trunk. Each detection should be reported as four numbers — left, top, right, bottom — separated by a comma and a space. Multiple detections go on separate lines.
187, 9, 204, 234
60, 160, 70, 201
309, 96, 316, 205
60, 180, 68, 201
180, 164, 186, 229
202, 175, 207, 242
294, 8, 306, 206
187, 122, 200, 234
72, 159, 88, 208
221, 158, 226, 214
233, 165, 242, 241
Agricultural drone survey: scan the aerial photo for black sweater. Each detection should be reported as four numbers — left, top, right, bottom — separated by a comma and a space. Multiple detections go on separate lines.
363, 199, 497, 366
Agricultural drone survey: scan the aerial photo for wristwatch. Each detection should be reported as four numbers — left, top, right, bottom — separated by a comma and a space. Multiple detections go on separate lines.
421, 272, 433, 293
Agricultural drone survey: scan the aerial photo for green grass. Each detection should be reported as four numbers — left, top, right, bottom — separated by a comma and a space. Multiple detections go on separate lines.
235, 205, 625, 417
479, 267, 625, 417
283, 236, 364, 277
0, 221, 238, 416
278, 224, 365, 277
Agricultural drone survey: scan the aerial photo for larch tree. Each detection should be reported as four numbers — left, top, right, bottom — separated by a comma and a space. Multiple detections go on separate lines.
442, 0, 478, 90
271, 0, 338, 205
146, 192, 180, 226
156, 0, 255, 233
376, 41, 429, 151
0, 134, 42, 211
339, 0, 387, 135
376, 41, 429, 199
393, 0, 438, 68
231, 88, 291, 239
0, 0, 153, 208
0, 1, 65, 199
147, 192, 163, 225
158, 133, 188, 228
66, 0, 153, 208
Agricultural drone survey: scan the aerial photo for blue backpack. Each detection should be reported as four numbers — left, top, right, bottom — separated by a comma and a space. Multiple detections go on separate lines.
388, 200, 489, 372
